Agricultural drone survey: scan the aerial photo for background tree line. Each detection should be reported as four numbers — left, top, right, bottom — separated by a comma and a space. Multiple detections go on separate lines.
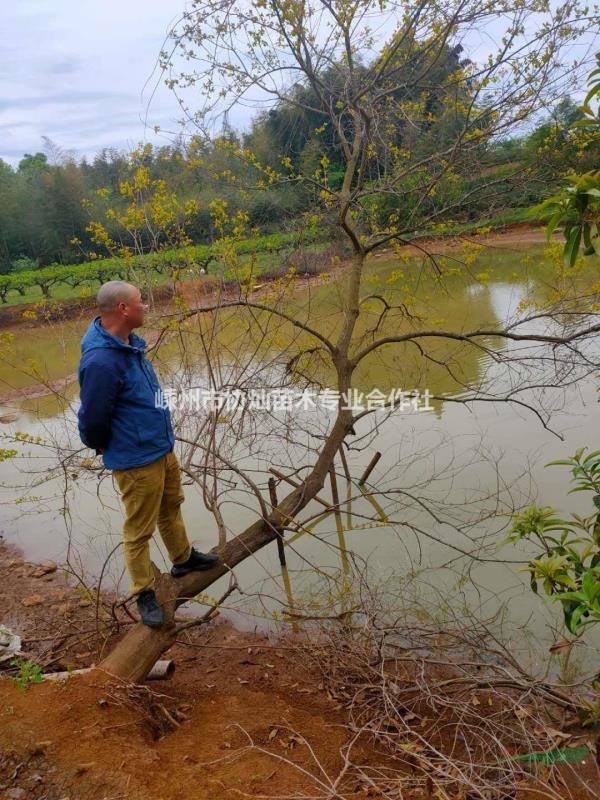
0, 41, 597, 273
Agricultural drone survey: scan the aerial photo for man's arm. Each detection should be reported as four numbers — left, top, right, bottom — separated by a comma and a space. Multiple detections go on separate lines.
78, 354, 123, 452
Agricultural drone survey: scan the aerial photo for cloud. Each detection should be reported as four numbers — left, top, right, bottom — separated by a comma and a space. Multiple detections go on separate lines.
46, 56, 82, 76
0, 0, 191, 165
0, 91, 135, 113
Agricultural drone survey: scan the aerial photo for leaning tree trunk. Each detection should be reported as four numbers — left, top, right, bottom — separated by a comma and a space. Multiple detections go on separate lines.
99, 413, 353, 682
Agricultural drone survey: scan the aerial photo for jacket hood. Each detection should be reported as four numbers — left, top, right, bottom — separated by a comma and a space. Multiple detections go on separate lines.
81, 317, 147, 354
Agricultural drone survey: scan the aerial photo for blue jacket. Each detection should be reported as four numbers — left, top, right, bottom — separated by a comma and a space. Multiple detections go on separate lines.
77, 317, 175, 470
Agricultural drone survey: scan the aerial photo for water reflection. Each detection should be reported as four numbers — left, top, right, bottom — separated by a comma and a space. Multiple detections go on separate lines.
0, 246, 536, 414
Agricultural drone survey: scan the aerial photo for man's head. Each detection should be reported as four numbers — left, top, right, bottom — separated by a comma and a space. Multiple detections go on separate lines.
97, 281, 147, 333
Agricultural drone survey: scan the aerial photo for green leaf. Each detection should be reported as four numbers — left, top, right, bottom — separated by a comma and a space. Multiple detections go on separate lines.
555, 590, 586, 603
561, 601, 585, 635
569, 605, 587, 634
506, 746, 589, 765
564, 225, 582, 267
584, 84, 600, 106
582, 570, 598, 599
546, 211, 562, 241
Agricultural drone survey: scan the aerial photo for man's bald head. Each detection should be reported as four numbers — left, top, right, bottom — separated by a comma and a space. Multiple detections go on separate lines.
97, 281, 138, 313
96, 281, 146, 340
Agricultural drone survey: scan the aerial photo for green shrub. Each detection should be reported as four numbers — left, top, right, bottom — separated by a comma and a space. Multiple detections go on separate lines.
11, 657, 44, 691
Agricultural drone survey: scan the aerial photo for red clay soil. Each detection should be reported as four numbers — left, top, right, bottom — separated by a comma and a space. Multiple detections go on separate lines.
0, 540, 379, 800
1, 540, 598, 800
0, 544, 396, 800
0, 641, 359, 800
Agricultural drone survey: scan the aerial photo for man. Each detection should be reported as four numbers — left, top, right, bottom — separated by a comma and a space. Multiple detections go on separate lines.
77, 280, 218, 628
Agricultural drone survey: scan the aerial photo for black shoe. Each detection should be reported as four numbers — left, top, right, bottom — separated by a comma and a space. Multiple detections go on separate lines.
136, 589, 164, 628
171, 547, 219, 577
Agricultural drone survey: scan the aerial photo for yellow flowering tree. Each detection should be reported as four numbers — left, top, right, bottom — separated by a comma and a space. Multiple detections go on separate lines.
83, 145, 200, 300
94, 0, 600, 686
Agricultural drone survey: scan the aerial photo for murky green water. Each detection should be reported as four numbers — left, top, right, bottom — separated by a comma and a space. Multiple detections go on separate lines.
1, 243, 598, 670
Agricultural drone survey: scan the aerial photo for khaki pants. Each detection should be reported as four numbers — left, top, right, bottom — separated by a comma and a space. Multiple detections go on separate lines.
113, 451, 192, 594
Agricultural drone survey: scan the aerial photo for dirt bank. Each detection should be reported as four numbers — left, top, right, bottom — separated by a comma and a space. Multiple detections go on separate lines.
0, 539, 598, 800
0, 540, 374, 799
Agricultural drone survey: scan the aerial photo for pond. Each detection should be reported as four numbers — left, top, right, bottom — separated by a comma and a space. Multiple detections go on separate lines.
1, 240, 599, 672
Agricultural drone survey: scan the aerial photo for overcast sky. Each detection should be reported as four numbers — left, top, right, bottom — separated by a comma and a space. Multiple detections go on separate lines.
2, 1, 594, 167
0, 0, 490, 167
1, 0, 192, 165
